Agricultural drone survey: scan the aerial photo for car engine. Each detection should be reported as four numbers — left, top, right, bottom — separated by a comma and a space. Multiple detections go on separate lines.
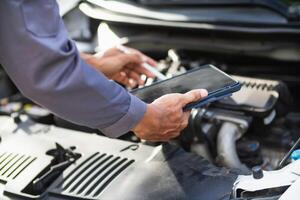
0, 1, 300, 199
0, 50, 299, 199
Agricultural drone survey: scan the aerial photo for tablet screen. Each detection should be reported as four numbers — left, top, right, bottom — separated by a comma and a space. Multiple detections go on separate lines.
131, 65, 237, 103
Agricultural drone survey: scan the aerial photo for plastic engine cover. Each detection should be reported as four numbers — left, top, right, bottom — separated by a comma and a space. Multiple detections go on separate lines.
0, 116, 238, 200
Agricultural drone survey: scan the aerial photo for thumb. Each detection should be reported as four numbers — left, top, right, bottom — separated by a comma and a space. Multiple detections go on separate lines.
180, 89, 208, 107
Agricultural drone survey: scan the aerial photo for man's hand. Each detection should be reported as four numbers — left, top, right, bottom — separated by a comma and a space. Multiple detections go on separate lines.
132, 89, 208, 141
81, 47, 157, 88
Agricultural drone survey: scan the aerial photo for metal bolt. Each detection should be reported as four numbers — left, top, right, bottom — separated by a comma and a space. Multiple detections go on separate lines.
252, 166, 264, 179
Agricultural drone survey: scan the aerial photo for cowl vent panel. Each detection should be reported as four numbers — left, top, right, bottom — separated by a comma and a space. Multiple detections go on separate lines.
54, 152, 134, 199
0, 152, 36, 181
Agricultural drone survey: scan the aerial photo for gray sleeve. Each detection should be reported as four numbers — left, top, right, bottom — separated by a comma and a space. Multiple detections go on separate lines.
0, 0, 147, 137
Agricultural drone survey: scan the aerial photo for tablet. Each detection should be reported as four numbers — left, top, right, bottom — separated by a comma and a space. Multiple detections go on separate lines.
131, 64, 241, 110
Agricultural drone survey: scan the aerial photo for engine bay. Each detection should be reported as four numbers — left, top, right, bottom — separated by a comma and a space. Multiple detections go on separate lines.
0, 51, 299, 199
1, 1, 300, 199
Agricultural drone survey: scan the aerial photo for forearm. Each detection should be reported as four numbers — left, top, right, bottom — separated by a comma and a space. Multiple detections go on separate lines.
0, 0, 146, 137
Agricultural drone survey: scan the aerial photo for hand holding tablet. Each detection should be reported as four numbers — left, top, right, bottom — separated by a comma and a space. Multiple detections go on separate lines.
131, 64, 241, 110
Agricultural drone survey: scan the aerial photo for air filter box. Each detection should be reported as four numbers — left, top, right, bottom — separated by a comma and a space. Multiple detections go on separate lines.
213, 75, 292, 128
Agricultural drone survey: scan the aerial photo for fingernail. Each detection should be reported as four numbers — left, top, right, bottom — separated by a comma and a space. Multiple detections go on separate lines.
199, 89, 208, 97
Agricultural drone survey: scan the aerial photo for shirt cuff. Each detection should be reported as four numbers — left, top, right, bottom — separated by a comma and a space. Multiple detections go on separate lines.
101, 94, 147, 138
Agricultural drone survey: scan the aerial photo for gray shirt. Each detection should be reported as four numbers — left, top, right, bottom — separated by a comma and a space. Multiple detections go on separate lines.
0, 0, 147, 137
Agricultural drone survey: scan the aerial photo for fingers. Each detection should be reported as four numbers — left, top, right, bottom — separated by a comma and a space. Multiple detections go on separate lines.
147, 132, 180, 142
128, 64, 155, 78
161, 132, 181, 140
117, 53, 155, 78
156, 112, 190, 141
144, 57, 157, 67
158, 115, 189, 141
140, 54, 157, 68
128, 79, 138, 88
102, 47, 126, 57
127, 47, 158, 67
117, 53, 143, 66
119, 46, 157, 77
102, 46, 158, 70
132, 101, 186, 141
181, 112, 190, 128
180, 89, 208, 107
113, 72, 129, 86
124, 69, 144, 85
113, 72, 140, 88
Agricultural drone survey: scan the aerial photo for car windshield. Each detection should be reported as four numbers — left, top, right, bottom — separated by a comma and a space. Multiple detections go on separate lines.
106, 0, 300, 22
